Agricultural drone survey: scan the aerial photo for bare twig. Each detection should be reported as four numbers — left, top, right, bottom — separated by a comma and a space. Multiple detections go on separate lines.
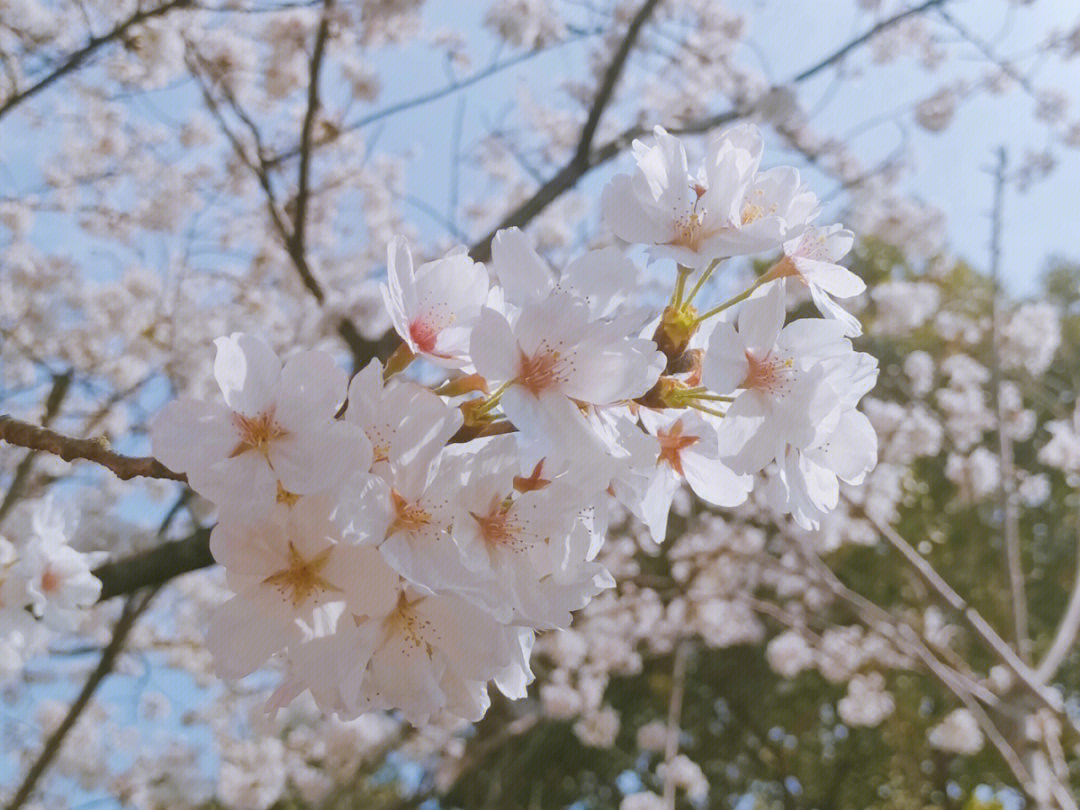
4, 589, 157, 810
987, 146, 1031, 662
862, 510, 1062, 714
1036, 524, 1080, 683
0, 415, 185, 482
0, 0, 193, 119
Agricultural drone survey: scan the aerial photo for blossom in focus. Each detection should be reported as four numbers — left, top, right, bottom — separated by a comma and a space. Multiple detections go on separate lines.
765, 224, 865, 336
382, 236, 488, 367
602, 124, 817, 267
470, 293, 664, 448
150, 334, 370, 512
702, 286, 849, 473
633, 409, 751, 542
205, 498, 398, 679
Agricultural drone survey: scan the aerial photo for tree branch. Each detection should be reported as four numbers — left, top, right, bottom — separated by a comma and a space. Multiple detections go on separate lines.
574, 0, 664, 167
0, 415, 185, 482
0, 370, 72, 526
862, 510, 1063, 715
93, 527, 212, 600
4, 589, 157, 810
0, 0, 193, 120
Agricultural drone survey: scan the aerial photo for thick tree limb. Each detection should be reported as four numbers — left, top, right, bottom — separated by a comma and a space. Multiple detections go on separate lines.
0, 415, 185, 482
94, 527, 212, 600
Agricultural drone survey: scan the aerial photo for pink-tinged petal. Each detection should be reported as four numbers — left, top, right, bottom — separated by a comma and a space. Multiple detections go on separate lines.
564, 337, 665, 404
815, 409, 877, 483
490, 227, 553, 306
702, 321, 749, 394
331, 544, 399, 618
418, 595, 515, 681
275, 350, 347, 430
206, 590, 295, 679
795, 259, 865, 298
601, 174, 671, 246
387, 235, 418, 314
501, 387, 603, 454
269, 421, 371, 496
737, 284, 785, 353
681, 450, 751, 507
368, 632, 445, 724
470, 307, 519, 383
149, 397, 236, 472
213, 333, 282, 417
776, 318, 849, 361
494, 630, 536, 699
439, 668, 491, 722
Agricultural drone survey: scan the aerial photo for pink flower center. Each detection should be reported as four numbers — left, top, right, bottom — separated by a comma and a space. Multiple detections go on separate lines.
518, 348, 564, 395
657, 421, 699, 477
470, 504, 526, 550
408, 318, 439, 354
744, 351, 794, 396
40, 567, 60, 594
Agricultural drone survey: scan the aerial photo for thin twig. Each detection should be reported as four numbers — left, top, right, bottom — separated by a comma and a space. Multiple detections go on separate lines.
4, 589, 157, 810
0, 0, 193, 119
987, 146, 1031, 662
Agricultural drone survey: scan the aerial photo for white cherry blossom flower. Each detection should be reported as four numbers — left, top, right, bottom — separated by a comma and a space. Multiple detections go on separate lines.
702, 286, 847, 473
151, 334, 370, 513
634, 409, 751, 543
205, 498, 398, 679
766, 224, 865, 336
470, 294, 664, 448
382, 236, 488, 367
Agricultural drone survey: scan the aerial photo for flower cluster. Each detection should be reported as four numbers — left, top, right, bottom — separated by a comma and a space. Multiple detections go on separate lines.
0, 500, 103, 680
150, 124, 878, 723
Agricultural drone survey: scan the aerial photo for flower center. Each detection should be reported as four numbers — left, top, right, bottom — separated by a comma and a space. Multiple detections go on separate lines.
518, 348, 564, 395
391, 490, 432, 533
262, 541, 340, 607
744, 350, 795, 395
230, 410, 285, 457
276, 482, 301, 507
657, 421, 699, 477
470, 503, 524, 549
387, 593, 435, 657
40, 567, 61, 594
408, 318, 439, 354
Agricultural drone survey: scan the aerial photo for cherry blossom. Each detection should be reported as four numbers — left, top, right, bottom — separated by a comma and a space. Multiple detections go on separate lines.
151, 334, 370, 513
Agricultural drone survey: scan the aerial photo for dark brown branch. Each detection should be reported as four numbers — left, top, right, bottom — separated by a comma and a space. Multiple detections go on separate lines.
0, 415, 186, 482
5, 589, 156, 810
0, 0, 193, 119
94, 527, 212, 600
290, 0, 334, 287
574, 0, 664, 167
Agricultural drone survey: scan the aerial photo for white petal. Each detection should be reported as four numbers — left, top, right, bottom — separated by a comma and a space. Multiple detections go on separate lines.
275, 350, 348, 431
213, 333, 282, 417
